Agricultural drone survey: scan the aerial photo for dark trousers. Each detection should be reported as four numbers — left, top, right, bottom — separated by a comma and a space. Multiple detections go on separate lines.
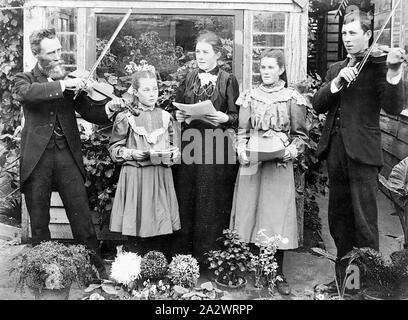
326, 130, 379, 279
23, 135, 103, 268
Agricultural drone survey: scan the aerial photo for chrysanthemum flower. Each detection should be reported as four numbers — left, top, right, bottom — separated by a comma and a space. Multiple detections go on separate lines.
110, 252, 142, 287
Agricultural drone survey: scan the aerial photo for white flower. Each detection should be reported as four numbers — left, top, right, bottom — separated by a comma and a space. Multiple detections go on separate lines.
110, 252, 142, 287
198, 72, 218, 87
150, 285, 157, 295
315, 293, 326, 300
125, 60, 156, 75
44, 263, 64, 290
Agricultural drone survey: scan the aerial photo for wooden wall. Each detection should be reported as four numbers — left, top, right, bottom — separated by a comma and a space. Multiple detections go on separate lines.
21, 193, 127, 243
380, 111, 408, 181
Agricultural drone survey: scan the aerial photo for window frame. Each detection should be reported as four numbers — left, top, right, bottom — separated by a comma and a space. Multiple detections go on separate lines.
83, 8, 244, 91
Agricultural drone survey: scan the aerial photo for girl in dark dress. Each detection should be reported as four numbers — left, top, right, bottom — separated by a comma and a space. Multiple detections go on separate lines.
171, 31, 240, 264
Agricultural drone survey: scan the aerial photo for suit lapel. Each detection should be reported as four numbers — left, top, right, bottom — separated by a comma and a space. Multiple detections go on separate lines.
335, 58, 348, 74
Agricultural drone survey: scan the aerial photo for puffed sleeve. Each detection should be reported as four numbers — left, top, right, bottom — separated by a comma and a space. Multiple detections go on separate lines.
108, 112, 134, 163
286, 90, 309, 159
222, 74, 240, 130
235, 91, 252, 156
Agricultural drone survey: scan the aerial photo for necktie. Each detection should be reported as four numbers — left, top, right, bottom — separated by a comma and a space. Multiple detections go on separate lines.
347, 55, 358, 67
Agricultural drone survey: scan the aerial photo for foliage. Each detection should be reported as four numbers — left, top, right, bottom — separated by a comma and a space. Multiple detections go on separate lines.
292, 73, 327, 247
0, 197, 21, 223
249, 230, 288, 291
168, 254, 200, 289
0, 0, 24, 216
173, 281, 227, 300
0, 0, 23, 133
311, 247, 353, 299
80, 125, 119, 227
133, 279, 172, 300
344, 247, 408, 298
206, 229, 252, 287
140, 250, 169, 280
10, 241, 93, 292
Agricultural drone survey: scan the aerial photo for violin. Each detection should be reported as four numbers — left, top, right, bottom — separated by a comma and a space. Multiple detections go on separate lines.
66, 69, 140, 116
347, 0, 405, 87
63, 8, 139, 116
365, 45, 408, 65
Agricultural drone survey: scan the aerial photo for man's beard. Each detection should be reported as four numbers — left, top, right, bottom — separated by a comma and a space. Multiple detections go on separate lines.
39, 59, 66, 80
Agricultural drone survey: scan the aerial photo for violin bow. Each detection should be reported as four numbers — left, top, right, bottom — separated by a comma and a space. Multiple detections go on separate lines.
74, 8, 133, 99
347, 0, 402, 87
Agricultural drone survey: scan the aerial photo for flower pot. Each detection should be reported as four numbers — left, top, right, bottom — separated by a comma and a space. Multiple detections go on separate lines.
31, 286, 71, 300
361, 289, 404, 300
214, 277, 247, 292
328, 293, 353, 300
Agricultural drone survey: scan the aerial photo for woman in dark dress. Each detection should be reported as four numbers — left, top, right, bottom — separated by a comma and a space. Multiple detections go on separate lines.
171, 31, 240, 264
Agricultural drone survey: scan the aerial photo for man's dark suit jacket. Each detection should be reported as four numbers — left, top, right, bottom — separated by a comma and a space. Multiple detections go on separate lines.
313, 58, 405, 167
14, 63, 111, 186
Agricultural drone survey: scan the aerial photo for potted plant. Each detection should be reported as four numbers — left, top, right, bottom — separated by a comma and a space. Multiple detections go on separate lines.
167, 254, 200, 289
140, 250, 169, 281
205, 229, 252, 290
110, 250, 142, 293
249, 229, 288, 292
345, 247, 408, 300
10, 241, 93, 300
311, 247, 356, 300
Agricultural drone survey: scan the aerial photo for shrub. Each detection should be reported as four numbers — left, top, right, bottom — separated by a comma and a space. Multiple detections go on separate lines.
10, 241, 93, 292
206, 229, 252, 286
140, 250, 169, 280
168, 254, 200, 289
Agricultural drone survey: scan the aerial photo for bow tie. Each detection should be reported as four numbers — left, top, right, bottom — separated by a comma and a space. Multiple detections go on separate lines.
198, 66, 219, 75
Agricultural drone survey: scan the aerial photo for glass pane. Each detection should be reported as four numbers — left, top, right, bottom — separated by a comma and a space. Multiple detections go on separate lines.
46, 7, 77, 32
46, 7, 77, 68
374, 29, 391, 46
253, 34, 284, 47
252, 74, 261, 87
252, 61, 260, 74
253, 12, 285, 33
372, 0, 392, 14
96, 14, 234, 104
57, 34, 77, 53
373, 11, 392, 30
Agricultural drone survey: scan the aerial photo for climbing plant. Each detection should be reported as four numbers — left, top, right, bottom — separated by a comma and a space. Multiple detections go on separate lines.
0, 0, 24, 219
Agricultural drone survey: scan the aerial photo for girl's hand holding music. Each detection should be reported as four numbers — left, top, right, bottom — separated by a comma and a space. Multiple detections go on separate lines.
238, 151, 250, 166
131, 149, 149, 161
175, 110, 189, 122
171, 148, 181, 163
204, 111, 229, 125
280, 149, 292, 163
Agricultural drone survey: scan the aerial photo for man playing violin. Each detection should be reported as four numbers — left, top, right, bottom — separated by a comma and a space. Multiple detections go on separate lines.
313, 10, 406, 291
13, 28, 124, 278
